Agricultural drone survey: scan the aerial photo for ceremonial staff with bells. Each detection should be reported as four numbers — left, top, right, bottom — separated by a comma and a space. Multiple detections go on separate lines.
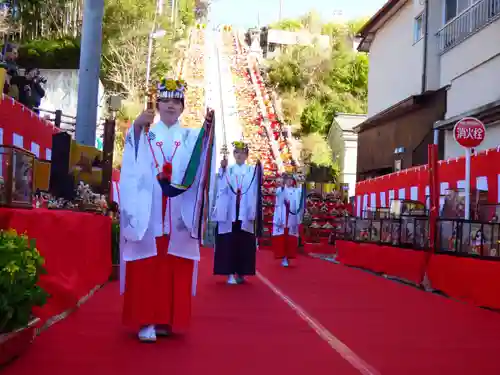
119, 77, 215, 343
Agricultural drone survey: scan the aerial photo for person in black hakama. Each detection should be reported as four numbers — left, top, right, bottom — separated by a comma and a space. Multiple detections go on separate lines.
212, 141, 259, 284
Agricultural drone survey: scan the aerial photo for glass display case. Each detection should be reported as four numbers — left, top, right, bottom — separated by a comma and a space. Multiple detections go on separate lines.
0, 145, 35, 208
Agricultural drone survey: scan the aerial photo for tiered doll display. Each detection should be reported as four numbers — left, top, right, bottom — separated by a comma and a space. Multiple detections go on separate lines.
226, 31, 300, 246
182, 29, 205, 129
303, 189, 351, 244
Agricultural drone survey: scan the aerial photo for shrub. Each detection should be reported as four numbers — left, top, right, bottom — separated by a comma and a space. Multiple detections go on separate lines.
0, 229, 48, 333
17, 38, 80, 69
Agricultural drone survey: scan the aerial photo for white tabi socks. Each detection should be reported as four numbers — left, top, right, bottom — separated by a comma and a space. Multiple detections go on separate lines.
138, 325, 156, 342
227, 274, 238, 285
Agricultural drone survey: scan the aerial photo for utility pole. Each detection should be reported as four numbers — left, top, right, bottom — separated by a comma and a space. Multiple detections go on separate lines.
171, 0, 176, 25
279, 0, 283, 21
75, 0, 105, 146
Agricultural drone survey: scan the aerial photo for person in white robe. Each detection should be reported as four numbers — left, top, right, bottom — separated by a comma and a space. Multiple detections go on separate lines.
272, 173, 303, 267
212, 140, 259, 284
119, 77, 214, 342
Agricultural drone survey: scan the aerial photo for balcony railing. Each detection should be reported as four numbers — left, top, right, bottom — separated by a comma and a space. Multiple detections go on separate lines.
437, 0, 500, 53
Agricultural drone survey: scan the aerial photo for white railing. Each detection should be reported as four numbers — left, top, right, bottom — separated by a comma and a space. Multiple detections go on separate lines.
437, 0, 500, 53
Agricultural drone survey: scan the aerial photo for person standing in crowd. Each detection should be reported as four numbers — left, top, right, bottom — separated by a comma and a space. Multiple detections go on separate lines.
212, 141, 259, 285
17, 68, 46, 112
2, 43, 20, 98
272, 172, 303, 267
119, 77, 214, 342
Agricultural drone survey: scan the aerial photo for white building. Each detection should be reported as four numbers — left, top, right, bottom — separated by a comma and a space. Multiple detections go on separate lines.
262, 29, 330, 58
357, 0, 500, 164
328, 113, 366, 197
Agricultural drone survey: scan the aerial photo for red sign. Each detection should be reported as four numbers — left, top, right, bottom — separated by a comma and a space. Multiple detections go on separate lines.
453, 117, 486, 148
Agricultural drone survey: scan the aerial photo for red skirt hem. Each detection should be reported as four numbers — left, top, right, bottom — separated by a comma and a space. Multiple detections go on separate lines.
272, 230, 298, 259
122, 236, 194, 332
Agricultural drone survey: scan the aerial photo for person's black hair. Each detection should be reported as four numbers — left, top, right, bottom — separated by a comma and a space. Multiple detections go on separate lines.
156, 97, 185, 109
233, 148, 249, 155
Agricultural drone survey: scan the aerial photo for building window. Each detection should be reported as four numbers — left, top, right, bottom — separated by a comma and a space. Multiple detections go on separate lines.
443, 0, 476, 24
394, 159, 402, 172
414, 12, 425, 42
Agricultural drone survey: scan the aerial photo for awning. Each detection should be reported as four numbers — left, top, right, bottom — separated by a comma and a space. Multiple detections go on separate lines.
434, 99, 500, 130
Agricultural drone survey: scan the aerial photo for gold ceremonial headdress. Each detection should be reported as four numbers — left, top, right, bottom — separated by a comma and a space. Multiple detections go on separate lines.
232, 140, 249, 153
157, 78, 188, 100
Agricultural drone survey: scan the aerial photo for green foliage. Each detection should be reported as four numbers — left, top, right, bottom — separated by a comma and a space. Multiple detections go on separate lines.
265, 16, 368, 171
301, 132, 336, 168
268, 19, 303, 31
17, 38, 80, 69
12, 0, 196, 96
178, 0, 196, 29
300, 99, 328, 134
0, 229, 48, 333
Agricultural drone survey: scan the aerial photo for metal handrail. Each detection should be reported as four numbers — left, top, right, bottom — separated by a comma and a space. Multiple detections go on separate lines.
437, 0, 500, 53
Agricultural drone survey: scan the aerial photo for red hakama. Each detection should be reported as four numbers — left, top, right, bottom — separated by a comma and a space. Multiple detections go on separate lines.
123, 195, 195, 332
273, 228, 298, 259
272, 199, 299, 259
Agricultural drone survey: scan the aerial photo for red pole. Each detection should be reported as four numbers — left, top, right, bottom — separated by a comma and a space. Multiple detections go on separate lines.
428, 144, 439, 251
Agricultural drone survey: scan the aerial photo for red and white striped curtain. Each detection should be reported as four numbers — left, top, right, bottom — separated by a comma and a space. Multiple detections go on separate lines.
355, 147, 500, 216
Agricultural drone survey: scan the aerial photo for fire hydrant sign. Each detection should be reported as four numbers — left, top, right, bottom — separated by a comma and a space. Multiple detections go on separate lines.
453, 117, 486, 148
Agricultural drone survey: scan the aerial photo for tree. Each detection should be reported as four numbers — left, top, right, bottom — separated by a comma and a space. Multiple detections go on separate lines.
268, 18, 303, 31
265, 16, 369, 169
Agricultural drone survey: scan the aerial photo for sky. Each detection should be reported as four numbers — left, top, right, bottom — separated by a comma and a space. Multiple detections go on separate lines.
208, 0, 387, 29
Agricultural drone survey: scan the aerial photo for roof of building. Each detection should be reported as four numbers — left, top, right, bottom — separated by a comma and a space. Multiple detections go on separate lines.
357, 0, 407, 52
333, 113, 367, 132
434, 99, 500, 130
353, 88, 445, 133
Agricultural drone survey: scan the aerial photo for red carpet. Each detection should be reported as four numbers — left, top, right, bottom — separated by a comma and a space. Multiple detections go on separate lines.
257, 254, 500, 375
4, 249, 500, 375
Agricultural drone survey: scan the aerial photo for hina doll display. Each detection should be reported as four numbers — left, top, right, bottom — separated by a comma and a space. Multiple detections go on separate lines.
272, 172, 303, 267
119, 77, 215, 342
212, 140, 261, 284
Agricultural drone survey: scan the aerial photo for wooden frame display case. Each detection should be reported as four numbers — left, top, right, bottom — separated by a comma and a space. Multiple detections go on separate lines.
442, 188, 489, 219
390, 199, 426, 217
437, 219, 500, 258
334, 216, 430, 250
478, 204, 500, 222
0, 145, 35, 208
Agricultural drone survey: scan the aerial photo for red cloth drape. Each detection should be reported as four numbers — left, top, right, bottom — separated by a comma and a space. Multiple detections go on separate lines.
355, 147, 500, 211
0, 96, 60, 159
427, 254, 500, 310
0, 208, 112, 322
335, 240, 429, 285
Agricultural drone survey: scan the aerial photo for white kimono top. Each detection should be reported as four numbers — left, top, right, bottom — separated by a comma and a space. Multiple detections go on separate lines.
212, 163, 258, 235
273, 186, 302, 237
119, 120, 203, 294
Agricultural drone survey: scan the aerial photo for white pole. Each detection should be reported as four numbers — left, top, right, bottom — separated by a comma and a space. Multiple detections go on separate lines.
145, 34, 153, 89
464, 148, 471, 219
